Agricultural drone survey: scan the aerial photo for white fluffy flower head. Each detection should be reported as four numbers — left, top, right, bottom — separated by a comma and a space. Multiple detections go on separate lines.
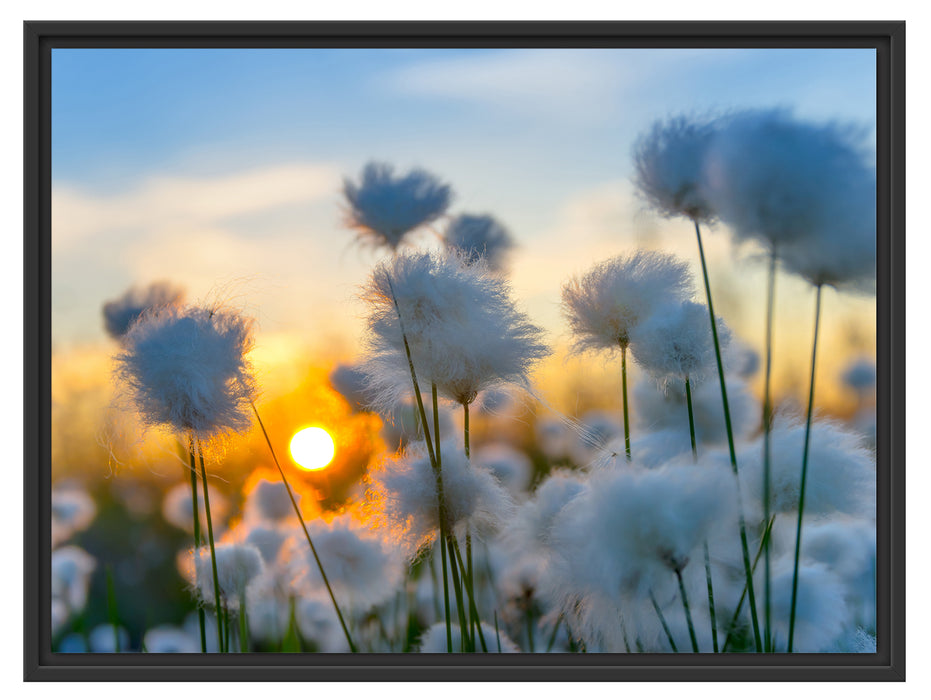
630, 300, 731, 386
633, 115, 717, 222
342, 161, 452, 250
444, 213, 515, 272
103, 280, 185, 340
114, 304, 257, 439
562, 251, 694, 352
367, 440, 513, 555
361, 250, 549, 408
194, 542, 264, 606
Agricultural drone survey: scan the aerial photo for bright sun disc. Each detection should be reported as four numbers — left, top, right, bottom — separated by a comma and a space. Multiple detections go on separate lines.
289, 427, 336, 471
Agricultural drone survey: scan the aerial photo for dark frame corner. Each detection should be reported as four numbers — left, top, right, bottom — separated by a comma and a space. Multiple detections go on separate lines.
24, 20, 905, 682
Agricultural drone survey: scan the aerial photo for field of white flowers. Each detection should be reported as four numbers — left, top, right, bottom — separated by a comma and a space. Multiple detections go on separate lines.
51, 110, 877, 654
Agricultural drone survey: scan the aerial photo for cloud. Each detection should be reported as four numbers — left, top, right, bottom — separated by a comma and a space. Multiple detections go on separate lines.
385, 49, 632, 123
53, 163, 341, 251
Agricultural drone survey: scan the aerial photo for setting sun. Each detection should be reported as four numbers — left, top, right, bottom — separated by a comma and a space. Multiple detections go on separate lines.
289, 427, 336, 471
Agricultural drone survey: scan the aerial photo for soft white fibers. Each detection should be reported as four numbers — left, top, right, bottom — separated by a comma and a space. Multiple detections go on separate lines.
161, 481, 229, 534
444, 213, 515, 272
329, 362, 374, 413
367, 440, 513, 555
289, 513, 404, 610
630, 300, 730, 387
296, 594, 351, 652
473, 443, 533, 499
767, 558, 849, 652
51, 545, 97, 611
51, 485, 96, 547
739, 415, 875, 519
567, 410, 622, 467
505, 469, 585, 556
143, 625, 200, 653
103, 281, 185, 340
244, 478, 297, 523
243, 524, 291, 566
548, 464, 735, 600
114, 304, 257, 439
562, 251, 694, 352
194, 542, 264, 606
361, 250, 549, 408
633, 115, 717, 222
342, 161, 452, 250
704, 109, 874, 255
417, 622, 519, 653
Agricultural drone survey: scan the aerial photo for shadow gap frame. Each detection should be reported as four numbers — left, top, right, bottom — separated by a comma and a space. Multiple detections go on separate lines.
24, 19, 905, 682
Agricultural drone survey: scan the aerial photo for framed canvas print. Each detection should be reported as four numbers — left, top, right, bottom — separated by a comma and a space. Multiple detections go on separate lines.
24, 21, 905, 681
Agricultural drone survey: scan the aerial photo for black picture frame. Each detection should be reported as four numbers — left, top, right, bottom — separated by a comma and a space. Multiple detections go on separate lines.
24, 20, 905, 681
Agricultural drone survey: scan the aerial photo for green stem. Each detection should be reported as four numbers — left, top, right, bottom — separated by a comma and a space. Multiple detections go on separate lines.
239, 594, 249, 653
187, 443, 207, 653
650, 592, 678, 653
703, 542, 719, 653
463, 401, 477, 644
451, 538, 488, 652
439, 537, 453, 652
675, 568, 699, 653
250, 404, 357, 653
223, 604, 231, 654
761, 251, 777, 651
431, 386, 455, 653
545, 615, 562, 653
721, 514, 776, 652
685, 376, 697, 459
788, 283, 823, 652
446, 533, 470, 651
196, 442, 225, 653
621, 343, 632, 461
494, 610, 502, 652
693, 219, 762, 652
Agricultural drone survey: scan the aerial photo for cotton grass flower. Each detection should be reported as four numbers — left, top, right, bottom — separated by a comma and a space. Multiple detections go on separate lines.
766, 558, 849, 652
703, 109, 873, 254
562, 251, 694, 353
630, 300, 730, 388
342, 161, 452, 250
842, 356, 877, 398
161, 481, 229, 534
329, 362, 375, 412
193, 542, 264, 608
243, 478, 299, 524
52, 545, 96, 613
739, 415, 875, 519
633, 115, 717, 222
102, 280, 185, 340
296, 594, 352, 652
288, 513, 404, 610
418, 622, 519, 653
473, 443, 532, 499
361, 250, 549, 409
51, 485, 96, 547
505, 469, 585, 557
114, 304, 257, 440
444, 213, 515, 272
367, 440, 513, 555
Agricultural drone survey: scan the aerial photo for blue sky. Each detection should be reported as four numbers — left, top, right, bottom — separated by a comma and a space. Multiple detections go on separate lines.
51, 47, 877, 407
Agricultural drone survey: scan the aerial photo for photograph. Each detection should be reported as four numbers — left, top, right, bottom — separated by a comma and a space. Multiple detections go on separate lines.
36, 30, 892, 671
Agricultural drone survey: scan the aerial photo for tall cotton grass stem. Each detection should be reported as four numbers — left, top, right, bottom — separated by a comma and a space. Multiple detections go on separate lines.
250, 404, 358, 653
239, 594, 248, 653
187, 443, 208, 652
687, 379, 719, 652
693, 219, 762, 652
788, 283, 823, 652
674, 568, 700, 652
433, 388, 470, 651
430, 386, 455, 652
650, 593, 678, 652
721, 515, 776, 652
621, 344, 632, 460
196, 443, 225, 653
462, 402, 478, 644
761, 251, 777, 652
450, 537, 488, 652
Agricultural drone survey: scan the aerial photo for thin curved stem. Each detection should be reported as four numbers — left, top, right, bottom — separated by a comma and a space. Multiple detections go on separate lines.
196, 443, 225, 653
693, 219, 762, 652
675, 568, 700, 653
250, 404, 357, 653
187, 442, 207, 653
788, 284, 823, 652
650, 592, 678, 653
